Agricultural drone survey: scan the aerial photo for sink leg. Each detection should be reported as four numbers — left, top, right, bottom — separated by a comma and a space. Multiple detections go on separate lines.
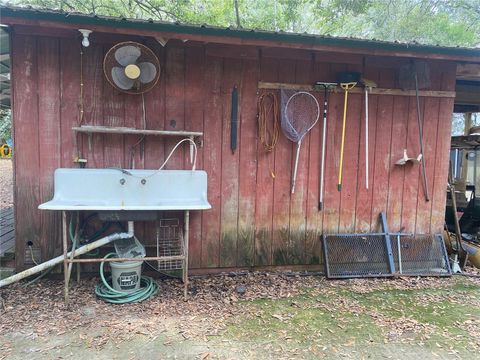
62, 211, 70, 304
183, 210, 189, 301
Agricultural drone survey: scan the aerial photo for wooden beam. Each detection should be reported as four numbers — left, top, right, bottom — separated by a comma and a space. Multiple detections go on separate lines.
258, 81, 456, 98
72, 125, 203, 137
457, 63, 480, 81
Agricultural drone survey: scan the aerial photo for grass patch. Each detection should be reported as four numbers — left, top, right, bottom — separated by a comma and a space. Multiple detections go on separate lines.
220, 278, 480, 359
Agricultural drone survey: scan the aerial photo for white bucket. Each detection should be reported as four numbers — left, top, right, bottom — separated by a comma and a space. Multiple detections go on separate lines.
110, 260, 143, 292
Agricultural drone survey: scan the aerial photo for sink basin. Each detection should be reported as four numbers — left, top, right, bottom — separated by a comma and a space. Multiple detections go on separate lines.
38, 168, 211, 211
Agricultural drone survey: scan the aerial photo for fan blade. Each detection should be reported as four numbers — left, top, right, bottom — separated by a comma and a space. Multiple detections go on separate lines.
111, 67, 134, 90
138, 62, 157, 84
114, 45, 141, 67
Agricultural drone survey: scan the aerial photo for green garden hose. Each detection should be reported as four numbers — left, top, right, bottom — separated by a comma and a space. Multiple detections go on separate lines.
95, 253, 159, 304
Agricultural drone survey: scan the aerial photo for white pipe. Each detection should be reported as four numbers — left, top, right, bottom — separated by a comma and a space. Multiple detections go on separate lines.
128, 221, 134, 236
0, 232, 132, 288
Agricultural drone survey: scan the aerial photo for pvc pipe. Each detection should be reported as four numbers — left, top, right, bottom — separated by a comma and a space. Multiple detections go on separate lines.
128, 221, 134, 236
0, 232, 132, 288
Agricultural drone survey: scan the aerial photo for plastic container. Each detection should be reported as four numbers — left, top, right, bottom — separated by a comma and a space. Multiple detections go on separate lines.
110, 260, 143, 292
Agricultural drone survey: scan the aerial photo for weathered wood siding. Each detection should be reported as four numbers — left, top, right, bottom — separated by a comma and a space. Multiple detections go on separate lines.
11, 27, 456, 271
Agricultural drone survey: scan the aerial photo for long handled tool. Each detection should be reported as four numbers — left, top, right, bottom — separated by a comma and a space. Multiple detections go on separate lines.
336, 72, 360, 192
414, 71, 430, 201
399, 62, 430, 201
315, 81, 337, 210
280, 90, 320, 194
360, 78, 377, 190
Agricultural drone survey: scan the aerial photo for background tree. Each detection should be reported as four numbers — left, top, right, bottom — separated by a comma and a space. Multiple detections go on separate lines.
3, 0, 478, 47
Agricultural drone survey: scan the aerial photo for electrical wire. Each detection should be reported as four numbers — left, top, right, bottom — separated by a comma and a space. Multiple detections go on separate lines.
257, 92, 280, 152
95, 253, 159, 304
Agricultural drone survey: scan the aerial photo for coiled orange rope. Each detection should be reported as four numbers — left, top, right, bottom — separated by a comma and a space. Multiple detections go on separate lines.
257, 92, 279, 152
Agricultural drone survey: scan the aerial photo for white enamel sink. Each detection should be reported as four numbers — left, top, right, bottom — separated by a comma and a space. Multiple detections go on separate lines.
38, 168, 211, 211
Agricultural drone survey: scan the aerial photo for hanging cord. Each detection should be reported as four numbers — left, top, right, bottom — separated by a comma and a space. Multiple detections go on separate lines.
113, 137, 198, 179
79, 46, 85, 126
257, 92, 280, 152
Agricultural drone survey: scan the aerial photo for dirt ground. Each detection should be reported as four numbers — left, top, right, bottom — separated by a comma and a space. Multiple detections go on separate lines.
1, 272, 479, 360
0, 159, 13, 209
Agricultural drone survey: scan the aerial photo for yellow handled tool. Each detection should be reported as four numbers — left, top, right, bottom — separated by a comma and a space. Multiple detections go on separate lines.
338, 82, 357, 191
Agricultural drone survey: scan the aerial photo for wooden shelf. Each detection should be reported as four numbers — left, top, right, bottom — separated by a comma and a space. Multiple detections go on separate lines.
72, 125, 203, 137
258, 81, 456, 99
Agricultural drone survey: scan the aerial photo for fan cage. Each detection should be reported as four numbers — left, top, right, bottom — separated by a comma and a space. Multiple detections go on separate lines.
103, 41, 161, 95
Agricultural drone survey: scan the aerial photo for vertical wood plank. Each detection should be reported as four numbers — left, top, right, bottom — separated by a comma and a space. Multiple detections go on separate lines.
37, 37, 61, 261
102, 43, 125, 168
237, 58, 259, 267
400, 96, 422, 232
184, 44, 205, 268
287, 58, 313, 264
164, 42, 185, 170
201, 56, 223, 268
219, 58, 242, 267
143, 40, 166, 249
12, 34, 40, 270
386, 93, 408, 232
305, 61, 331, 264
82, 43, 105, 168
370, 69, 395, 231
338, 63, 363, 232
430, 62, 456, 233
254, 56, 278, 266
323, 63, 347, 233
354, 67, 379, 232
415, 61, 442, 234
271, 59, 295, 265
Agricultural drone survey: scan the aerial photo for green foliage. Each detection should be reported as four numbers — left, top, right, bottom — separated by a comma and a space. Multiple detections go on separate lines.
0, 109, 11, 143
3, 0, 480, 46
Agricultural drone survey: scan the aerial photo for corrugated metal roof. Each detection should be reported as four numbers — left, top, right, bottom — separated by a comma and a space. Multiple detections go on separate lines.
1, 4, 480, 60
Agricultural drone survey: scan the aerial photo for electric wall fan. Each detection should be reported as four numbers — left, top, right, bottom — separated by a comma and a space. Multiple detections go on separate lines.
104, 41, 160, 94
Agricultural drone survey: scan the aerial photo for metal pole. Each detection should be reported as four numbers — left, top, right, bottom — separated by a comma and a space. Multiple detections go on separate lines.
397, 235, 403, 274
183, 210, 190, 301
62, 211, 69, 303
319, 88, 328, 210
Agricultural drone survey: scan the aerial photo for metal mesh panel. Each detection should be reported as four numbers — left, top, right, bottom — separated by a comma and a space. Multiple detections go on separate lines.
323, 233, 451, 278
322, 234, 393, 278
391, 234, 451, 276
156, 218, 184, 270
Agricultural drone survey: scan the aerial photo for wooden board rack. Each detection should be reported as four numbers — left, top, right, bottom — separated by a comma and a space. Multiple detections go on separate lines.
72, 125, 203, 137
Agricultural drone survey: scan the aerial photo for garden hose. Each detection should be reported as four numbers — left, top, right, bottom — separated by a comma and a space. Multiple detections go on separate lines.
95, 253, 159, 304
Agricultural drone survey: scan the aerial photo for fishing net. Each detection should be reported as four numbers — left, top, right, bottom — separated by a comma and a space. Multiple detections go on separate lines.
281, 90, 320, 143
280, 89, 320, 193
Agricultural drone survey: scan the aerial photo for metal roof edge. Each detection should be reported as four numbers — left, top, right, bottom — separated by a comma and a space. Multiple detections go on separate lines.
2, 5, 480, 60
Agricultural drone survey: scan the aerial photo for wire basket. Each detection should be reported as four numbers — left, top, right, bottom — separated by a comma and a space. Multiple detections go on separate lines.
156, 218, 184, 270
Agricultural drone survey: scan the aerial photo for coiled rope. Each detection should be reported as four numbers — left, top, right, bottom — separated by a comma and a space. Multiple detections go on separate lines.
257, 92, 280, 152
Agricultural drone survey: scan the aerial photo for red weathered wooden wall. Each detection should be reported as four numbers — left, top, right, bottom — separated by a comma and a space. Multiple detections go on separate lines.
11, 26, 456, 271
